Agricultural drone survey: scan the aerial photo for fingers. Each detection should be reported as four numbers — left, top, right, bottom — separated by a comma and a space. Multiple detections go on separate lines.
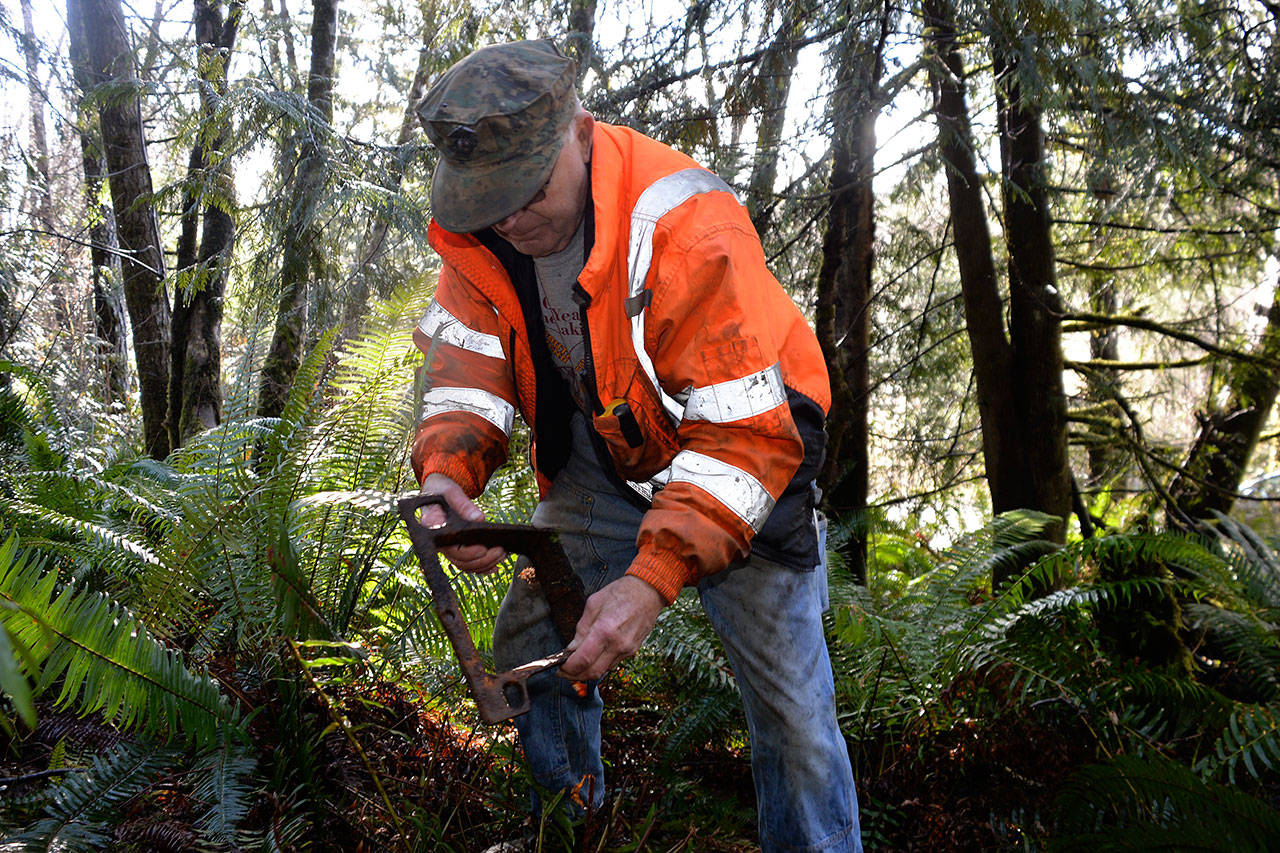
560, 576, 665, 682
445, 542, 506, 574
420, 473, 484, 523
560, 602, 618, 681
419, 473, 506, 573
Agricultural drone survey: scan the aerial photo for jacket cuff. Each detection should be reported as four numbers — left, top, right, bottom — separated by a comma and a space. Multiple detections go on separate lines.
626, 550, 695, 604
414, 454, 482, 499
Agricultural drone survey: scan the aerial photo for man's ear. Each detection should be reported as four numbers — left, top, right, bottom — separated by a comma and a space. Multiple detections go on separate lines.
573, 110, 595, 161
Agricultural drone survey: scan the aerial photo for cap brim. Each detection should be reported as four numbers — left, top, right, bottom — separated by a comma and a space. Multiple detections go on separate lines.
430, 143, 560, 234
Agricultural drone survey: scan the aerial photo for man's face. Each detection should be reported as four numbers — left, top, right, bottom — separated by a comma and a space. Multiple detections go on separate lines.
491, 112, 593, 257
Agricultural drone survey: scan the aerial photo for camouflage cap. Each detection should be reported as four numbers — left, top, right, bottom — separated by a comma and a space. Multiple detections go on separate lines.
418, 39, 579, 234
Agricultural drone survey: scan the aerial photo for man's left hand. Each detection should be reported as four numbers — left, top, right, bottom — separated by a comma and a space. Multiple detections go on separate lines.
560, 575, 666, 682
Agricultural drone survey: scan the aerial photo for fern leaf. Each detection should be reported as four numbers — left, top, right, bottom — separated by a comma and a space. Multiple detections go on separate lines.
0, 498, 161, 566
1197, 703, 1280, 785
16, 470, 181, 525
13, 741, 180, 851
192, 736, 259, 847
1053, 753, 1280, 850
659, 689, 742, 761
0, 535, 238, 745
0, 615, 36, 730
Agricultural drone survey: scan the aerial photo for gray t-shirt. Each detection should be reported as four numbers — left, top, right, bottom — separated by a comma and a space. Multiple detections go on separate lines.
534, 219, 589, 410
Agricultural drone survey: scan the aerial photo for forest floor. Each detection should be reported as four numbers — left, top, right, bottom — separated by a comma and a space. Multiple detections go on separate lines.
278, 674, 1097, 851
1, 674, 1095, 851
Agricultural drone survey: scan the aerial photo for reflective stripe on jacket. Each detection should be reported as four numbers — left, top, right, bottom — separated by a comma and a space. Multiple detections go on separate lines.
411, 122, 831, 602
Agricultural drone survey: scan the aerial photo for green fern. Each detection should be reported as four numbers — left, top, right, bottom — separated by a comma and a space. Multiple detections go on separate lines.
1195, 702, 1280, 784
0, 497, 162, 570
1051, 753, 1280, 851
1179, 514, 1280, 701
9, 741, 182, 851
0, 534, 239, 745
0, 586, 37, 730
628, 590, 744, 760
661, 688, 743, 761
191, 736, 259, 848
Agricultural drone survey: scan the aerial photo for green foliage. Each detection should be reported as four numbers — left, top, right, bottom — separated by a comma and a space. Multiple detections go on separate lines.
1051, 753, 1280, 851
1183, 514, 1280, 701
3, 1, 1278, 846
0, 590, 37, 730
4, 557, 232, 750
830, 506, 1280, 846
632, 589, 744, 761
1198, 702, 1280, 785
828, 510, 1062, 735
8, 742, 181, 851
0, 532, 237, 744
0, 271, 453, 843
191, 735, 259, 849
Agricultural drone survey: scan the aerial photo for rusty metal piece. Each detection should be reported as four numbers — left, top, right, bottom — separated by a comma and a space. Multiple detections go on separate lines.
396, 493, 586, 724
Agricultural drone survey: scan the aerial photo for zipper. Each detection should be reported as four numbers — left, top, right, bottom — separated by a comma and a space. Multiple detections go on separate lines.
573, 283, 604, 416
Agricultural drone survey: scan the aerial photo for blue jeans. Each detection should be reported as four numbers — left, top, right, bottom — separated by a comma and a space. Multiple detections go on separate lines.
492, 417, 861, 852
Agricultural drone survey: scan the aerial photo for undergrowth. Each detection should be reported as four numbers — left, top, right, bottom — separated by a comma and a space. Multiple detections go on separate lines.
2, 282, 1279, 849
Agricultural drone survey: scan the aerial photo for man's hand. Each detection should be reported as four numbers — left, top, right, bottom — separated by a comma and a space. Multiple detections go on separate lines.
560, 575, 666, 682
419, 473, 505, 573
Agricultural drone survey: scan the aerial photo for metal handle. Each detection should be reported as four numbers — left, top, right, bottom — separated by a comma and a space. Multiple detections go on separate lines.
397, 493, 585, 724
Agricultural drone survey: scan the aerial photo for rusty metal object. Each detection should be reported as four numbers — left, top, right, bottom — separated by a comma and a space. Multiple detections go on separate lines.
396, 493, 586, 724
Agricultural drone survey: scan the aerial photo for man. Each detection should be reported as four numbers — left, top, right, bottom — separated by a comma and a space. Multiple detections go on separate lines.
411, 39, 861, 852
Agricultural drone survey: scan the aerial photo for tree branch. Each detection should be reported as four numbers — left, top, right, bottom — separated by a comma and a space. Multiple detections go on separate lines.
1065, 356, 1210, 372
1062, 311, 1280, 371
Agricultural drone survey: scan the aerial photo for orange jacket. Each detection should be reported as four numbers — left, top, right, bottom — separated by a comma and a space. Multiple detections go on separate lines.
412, 122, 830, 602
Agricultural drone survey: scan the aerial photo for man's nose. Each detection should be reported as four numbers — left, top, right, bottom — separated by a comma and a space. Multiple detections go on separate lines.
495, 208, 526, 233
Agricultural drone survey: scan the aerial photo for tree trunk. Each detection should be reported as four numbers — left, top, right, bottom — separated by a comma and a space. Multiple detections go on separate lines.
19, 0, 51, 230
20, 0, 73, 333
77, 0, 171, 458
66, 0, 129, 402
170, 0, 241, 447
993, 40, 1072, 542
924, 0, 1071, 585
922, 0, 1026, 516
257, 0, 337, 419
170, 144, 203, 445
137, 0, 167, 80
277, 0, 302, 91
566, 0, 597, 82
1084, 273, 1121, 485
746, 0, 812, 239
815, 3, 888, 584
1169, 281, 1280, 527
0, 267, 12, 393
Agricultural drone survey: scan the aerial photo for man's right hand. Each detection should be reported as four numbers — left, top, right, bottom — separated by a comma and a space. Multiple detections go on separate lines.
419, 473, 506, 573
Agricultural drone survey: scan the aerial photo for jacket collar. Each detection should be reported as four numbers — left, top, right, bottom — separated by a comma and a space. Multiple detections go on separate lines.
578, 123, 627, 300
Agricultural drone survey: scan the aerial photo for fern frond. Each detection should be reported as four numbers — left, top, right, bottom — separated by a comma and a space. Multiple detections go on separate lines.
658, 688, 743, 761
1052, 753, 1280, 851
16, 470, 181, 525
0, 603, 37, 730
1211, 512, 1280, 608
1183, 602, 1280, 699
255, 327, 340, 483
0, 498, 161, 567
0, 535, 239, 744
1102, 667, 1232, 745
645, 592, 737, 694
1195, 702, 1280, 785
12, 741, 181, 851
191, 736, 259, 847
626, 590, 744, 760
